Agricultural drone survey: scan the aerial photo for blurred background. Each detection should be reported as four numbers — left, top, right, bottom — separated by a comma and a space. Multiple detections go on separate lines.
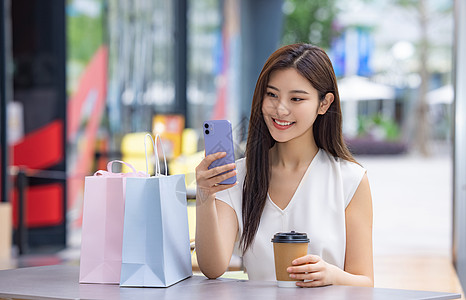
1, 0, 465, 295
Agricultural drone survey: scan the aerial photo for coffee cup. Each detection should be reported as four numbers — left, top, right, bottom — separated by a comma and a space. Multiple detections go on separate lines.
271, 231, 309, 288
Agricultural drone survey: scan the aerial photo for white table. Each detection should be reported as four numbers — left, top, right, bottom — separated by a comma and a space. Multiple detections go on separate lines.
0, 265, 461, 300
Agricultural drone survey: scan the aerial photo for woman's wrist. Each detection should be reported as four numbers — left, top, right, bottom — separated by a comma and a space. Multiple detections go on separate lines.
195, 188, 215, 208
330, 263, 373, 287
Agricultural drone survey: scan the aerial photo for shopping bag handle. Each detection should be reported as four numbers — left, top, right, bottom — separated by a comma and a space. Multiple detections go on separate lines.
154, 134, 168, 176
144, 134, 155, 175
108, 160, 137, 173
93, 160, 148, 177
144, 133, 168, 176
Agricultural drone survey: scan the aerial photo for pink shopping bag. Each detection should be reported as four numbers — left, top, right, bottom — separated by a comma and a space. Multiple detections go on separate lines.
79, 160, 148, 284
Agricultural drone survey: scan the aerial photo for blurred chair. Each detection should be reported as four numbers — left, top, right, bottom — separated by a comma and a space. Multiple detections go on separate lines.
121, 132, 155, 175
169, 128, 203, 197
169, 151, 204, 199
181, 128, 199, 156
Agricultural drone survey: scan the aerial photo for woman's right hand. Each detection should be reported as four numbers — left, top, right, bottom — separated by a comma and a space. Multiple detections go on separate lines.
195, 152, 237, 205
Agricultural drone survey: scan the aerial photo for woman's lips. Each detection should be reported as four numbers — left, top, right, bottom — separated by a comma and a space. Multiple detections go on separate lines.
272, 118, 295, 130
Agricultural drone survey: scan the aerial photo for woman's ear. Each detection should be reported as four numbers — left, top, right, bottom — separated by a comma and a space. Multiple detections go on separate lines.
318, 93, 334, 115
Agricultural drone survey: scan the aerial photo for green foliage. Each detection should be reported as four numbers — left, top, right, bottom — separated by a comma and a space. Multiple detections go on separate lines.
281, 0, 338, 49
396, 0, 418, 7
67, 5, 104, 65
357, 114, 401, 141
66, 0, 104, 95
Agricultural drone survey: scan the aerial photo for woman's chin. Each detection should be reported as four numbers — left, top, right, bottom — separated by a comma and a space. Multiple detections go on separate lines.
270, 134, 292, 143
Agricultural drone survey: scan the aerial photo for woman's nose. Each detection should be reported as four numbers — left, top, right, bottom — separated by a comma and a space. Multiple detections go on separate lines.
275, 100, 290, 116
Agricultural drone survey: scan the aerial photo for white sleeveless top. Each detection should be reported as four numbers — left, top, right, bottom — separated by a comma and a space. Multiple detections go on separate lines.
215, 149, 366, 281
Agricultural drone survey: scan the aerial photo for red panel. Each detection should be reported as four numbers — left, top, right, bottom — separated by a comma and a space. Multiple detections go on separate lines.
12, 120, 63, 170
67, 46, 108, 214
67, 46, 108, 141
12, 184, 63, 227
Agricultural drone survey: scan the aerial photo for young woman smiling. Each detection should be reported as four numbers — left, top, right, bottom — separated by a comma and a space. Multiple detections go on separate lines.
195, 43, 373, 287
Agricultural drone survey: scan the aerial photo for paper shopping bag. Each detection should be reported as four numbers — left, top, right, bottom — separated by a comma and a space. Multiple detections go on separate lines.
120, 135, 192, 287
79, 160, 148, 284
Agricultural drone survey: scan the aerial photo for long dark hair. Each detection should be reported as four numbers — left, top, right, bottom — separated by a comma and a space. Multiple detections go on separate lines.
240, 43, 356, 253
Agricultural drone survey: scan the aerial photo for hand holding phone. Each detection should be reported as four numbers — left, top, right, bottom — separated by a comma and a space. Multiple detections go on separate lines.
203, 120, 237, 185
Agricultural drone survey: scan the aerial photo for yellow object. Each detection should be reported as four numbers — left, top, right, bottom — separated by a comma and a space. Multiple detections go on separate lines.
181, 128, 199, 156
0, 203, 12, 261
187, 200, 196, 242
153, 115, 185, 159
121, 132, 155, 174
169, 151, 204, 192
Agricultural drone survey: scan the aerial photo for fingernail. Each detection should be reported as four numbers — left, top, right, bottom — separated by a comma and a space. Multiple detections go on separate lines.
286, 267, 291, 272
289, 274, 295, 278
292, 260, 297, 265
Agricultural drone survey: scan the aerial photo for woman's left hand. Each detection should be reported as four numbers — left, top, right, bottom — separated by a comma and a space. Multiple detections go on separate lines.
287, 254, 336, 287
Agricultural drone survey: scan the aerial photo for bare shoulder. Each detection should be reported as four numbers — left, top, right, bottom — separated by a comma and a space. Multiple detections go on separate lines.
346, 173, 372, 216
355, 173, 371, 196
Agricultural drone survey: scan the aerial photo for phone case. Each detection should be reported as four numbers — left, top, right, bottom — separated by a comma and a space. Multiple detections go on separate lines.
203, 120, 237, 185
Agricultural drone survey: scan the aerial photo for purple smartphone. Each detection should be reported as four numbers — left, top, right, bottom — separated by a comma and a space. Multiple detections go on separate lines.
203, 120, 237, 185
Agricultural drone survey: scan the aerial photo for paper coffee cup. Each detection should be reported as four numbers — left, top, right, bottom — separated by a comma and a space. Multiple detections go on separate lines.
271, 231, 309, 288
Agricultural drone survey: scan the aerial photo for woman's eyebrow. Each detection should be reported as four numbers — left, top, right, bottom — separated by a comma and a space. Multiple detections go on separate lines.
290, 89, 309, 94
267, 85, 309, 95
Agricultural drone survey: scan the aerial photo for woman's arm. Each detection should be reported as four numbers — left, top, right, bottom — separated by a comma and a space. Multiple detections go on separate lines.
287, 173, 373, 287
341, 172, 374, 286
195, 152, 239, 279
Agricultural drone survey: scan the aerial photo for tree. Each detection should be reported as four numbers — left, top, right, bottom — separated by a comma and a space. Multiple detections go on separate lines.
398, 0, 452, 155
415, 0, 430, 156
281, 0, 338, 49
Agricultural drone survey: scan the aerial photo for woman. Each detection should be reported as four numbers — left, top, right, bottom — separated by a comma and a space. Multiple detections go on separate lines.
195, 43, 373, 287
